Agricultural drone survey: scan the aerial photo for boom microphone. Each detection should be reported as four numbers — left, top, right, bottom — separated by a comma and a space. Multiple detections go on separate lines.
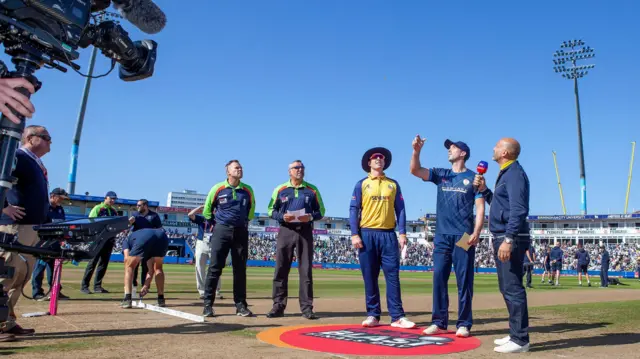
477, 161, 488, 175
112, 0, 167, 34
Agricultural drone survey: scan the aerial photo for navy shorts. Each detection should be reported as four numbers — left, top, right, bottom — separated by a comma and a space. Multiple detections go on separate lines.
578, 264, 588, 273
551, 262, 562, 272
129, 228, 169, 258
544, 263, 551, 271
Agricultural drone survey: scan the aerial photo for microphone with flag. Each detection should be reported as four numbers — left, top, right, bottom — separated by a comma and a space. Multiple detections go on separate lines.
474, 161, 488, 190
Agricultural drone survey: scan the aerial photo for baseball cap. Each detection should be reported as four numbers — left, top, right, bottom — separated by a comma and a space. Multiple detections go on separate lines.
444, 139, 471, 161
105, 191, 118, 199
50, 188, 69, 198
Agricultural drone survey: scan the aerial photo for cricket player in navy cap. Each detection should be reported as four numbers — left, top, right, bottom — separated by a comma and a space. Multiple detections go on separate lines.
410, 136, 484, 338
349, 146, 416, 329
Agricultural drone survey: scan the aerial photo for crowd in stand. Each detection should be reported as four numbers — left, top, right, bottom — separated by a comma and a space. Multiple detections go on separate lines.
112, 230, 639, 272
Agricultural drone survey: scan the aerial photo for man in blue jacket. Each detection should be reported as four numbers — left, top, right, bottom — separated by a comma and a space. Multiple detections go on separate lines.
574, 242, 591, 287
599, 245, 610, 288
474, 138, 530, 353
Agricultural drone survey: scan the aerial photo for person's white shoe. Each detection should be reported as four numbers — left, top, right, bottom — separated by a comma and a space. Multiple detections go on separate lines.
361, 316, 380, 327
494, 340, 530, 353
456, 327, 470, 337
494, 336, 511, 346
422, 324, 447, 335
391, 317, 416, 329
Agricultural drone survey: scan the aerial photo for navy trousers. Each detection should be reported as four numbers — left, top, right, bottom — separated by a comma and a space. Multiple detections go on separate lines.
492, 234, 530, 346
358, 229, 405, 322
431, 233, 476, 330
600, 265, 609, 287
32, 259, 53, 296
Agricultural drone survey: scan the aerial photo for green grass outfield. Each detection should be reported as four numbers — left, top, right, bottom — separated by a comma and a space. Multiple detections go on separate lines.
58, 262, 640, 299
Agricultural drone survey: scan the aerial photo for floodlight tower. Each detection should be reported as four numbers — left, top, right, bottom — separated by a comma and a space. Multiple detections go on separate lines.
553, 39, 595, 215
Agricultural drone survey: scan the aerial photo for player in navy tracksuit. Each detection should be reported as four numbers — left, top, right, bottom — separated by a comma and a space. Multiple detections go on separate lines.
599, 246, 610, 288
550, 243, 563, 286
410, 137, 485, 338
574, 242, 591, 287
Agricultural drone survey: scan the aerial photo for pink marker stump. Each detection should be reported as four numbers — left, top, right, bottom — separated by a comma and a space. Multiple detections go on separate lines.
48, 259, 63, 316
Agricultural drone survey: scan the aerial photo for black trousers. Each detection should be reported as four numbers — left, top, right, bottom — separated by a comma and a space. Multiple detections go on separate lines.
82, 237, 115, 290
204, 224, 248, 307
272, 225, 314, 313
132, 260, 148, 288
523, 263, 533, 287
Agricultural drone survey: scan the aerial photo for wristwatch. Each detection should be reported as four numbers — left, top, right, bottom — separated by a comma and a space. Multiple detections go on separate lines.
504, 237, 513, 244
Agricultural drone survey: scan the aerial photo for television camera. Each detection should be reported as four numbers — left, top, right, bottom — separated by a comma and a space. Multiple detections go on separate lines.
0, 0, 161, 322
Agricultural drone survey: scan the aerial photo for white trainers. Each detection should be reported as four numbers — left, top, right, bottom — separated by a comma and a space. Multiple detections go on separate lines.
422, 324, 447, 335
494, 336, 511, 346
456, 327, 470, 337
494, 340, 530, 353
362, 316, 380, 327
391, 317, 416, 329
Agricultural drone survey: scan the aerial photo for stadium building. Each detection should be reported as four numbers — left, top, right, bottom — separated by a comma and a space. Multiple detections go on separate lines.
166, 189, 207, 209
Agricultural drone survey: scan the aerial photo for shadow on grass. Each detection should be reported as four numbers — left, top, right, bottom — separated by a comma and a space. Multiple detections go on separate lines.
18, 322, 279, 342
472, 321, 612, 338
531, 332, 640, 351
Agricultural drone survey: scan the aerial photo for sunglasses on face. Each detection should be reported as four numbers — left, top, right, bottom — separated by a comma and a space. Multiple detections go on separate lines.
31, 133, 52, 142
290, 165, 305, 170
370, 153, 385, 160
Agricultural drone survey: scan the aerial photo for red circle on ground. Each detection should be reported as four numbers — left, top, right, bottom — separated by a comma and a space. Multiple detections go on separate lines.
279, 325, 482, 356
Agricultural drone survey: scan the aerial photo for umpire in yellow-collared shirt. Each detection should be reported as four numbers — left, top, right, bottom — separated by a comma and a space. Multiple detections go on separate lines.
349, 147, 416, 329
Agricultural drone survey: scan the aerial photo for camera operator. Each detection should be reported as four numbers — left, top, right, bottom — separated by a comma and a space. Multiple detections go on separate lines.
0, 125, 52, 338
31, 188, 71, 301
80, 191, 119, 294
0, 78, 36, 124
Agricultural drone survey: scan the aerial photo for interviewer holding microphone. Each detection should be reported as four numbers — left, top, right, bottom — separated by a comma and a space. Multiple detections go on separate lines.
473, 138, 531, 353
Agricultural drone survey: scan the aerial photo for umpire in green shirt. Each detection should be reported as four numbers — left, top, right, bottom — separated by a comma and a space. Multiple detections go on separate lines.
80, 191, 119, 294
266, 160, 325, 320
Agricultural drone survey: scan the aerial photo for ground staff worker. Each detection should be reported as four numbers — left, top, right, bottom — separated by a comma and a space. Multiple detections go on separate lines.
81, 191, 119, 294
349, 147, 416, 329
266, 160, 326, 320
32, 188, 71, 301
410, 136, 484, 338
128, 199, 163, 292
474, 137, 530, 354
202, 160, 255, 318
188, 205, 223, 300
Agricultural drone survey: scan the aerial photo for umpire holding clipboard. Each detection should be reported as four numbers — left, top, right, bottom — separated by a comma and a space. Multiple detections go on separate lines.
266, 160, 325, 320
474, 138, 530, 353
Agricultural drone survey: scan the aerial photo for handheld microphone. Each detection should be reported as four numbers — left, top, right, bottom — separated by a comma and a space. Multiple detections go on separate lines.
112, 0, 167, 34
477, 161, 488, 175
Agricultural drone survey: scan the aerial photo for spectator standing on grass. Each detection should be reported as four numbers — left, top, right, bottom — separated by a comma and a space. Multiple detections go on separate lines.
599, 245, 610, 288
409, 135, 485, 338
575, 242, 591, 287
265, 160, 325, 320
474, 137, 530, 353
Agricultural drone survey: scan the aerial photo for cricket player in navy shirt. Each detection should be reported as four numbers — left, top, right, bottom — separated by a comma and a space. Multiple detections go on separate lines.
541, 247, 552, 284
31, 188, 71, 300
187, 205, 223, 300
523, 244, 535, 289
410, 136, 484, 338
474, 137, 530, 353
550, 241, 563, 286
574, 242, 591, 287
128, 199, 163, 291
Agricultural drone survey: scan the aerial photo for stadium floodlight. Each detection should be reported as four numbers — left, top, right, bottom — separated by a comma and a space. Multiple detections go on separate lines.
553, 39, 595, 215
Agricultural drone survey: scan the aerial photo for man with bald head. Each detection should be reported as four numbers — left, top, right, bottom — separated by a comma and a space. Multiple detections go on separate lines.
474, 138, 530, 353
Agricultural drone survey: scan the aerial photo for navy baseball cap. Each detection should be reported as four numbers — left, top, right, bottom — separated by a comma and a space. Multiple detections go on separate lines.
444, 139, 470, 161
50, 188, 69, 198
105, 191, 118, 199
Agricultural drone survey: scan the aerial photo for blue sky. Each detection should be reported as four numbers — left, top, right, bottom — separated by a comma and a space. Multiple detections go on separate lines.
7, 0, 640, 219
